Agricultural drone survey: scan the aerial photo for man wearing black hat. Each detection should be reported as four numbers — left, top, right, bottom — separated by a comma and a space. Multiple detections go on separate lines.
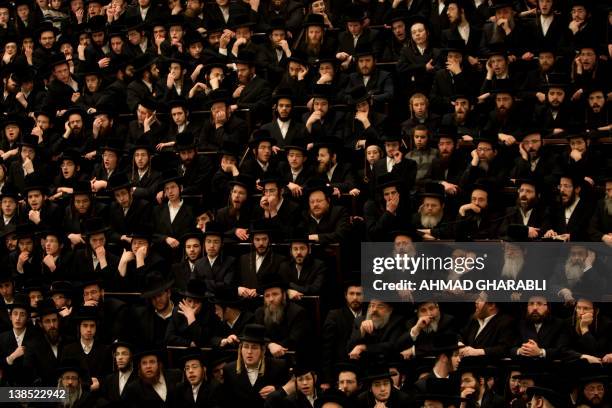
531, 76, 574, 137
364, 173, 412, 241
415, 182, 455, 240
358, 363, 411, 407
314, 138, 359, 196
126, 99, 168, 153
0, 184, 23, 229
7, 135, 46, 192
255, 275, 312, 358
582, 85, 610, 132
52, 107, 93, 156
258, 20, 292, 87
543, 174, 594, 242
122, 348, 182, 407
398, 305, 458, 361
173, 229, 204, 290
118, 229, 169, 291
278, 232, 326, 299
90, 138, 125, 194
336, 6, 381, 61
0, 294, 42, 385
173, 131, 214, 199
482, 81, 526, 145
459, 365, 506, 408
107, 172, 153, 246
527, 386, 566, 408
510, 126, 560, 191
304, 84, 346, 142
261, 91, 306, 148
192, 222, 236, 295
34, 299, 69, 386
23, 173, 62, 228
40, 230, 74, 282
175, 347, 222, 407
274, 50, 313, 105
220, 323, 290, 408
230, 50, 273, 119
126, 54, 165, 113
56, 359, 97, 407
9, 224, 42, 284
459, 137, 509, 189
210, 286, 255, 348
500, 179, 551, 240
47, 57, 82, 112
588, 178, 612, 244
97, 340, 138, 405
199, 89, 248, 151
300, 179, 351, 244
479, 1, 530, 59
166, 100, 201, 148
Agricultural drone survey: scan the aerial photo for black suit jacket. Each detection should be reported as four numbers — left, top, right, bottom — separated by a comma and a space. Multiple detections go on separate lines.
236, 76, 272, 119
34, 337, 68, 386
396, 313, 457, 355
337, 28, 381, 57
175, 380, 222, 407
193, 255, 236, 295
589, 198, 612, 242
210, 311, 255, 348
62, 340, 112, 379
250, 199, 301, 240
549, 198, 595, 242
254, 301, 312, 354
199, 115, 248, 150
348, 313, 405, 356
510, 316, 569, 361
180, 155, 214, 197
165, 307, 218, 347
122, 369, 183, 408
98, 369, 139, 405
237, 250, 286, 291
108, 198, 153, 245
461, 313, 517, 358
278, 256, 326, 296
0, 327, 42, 385
152, 202, 195, 245
126, 79, 166, 113
299, 206, 351, 244
321, 306, 363, 383
260, 119, 305, 148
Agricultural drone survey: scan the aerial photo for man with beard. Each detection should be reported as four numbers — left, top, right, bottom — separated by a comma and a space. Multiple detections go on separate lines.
131, 272, 176, 348
560, 131, 604, 188
343, 85, 388, 153
455, 182, 502, 241
173, 131, 213, 198
47, 57, 82, 112
278, 232, 326, 299
347, 299, 404, 360
336, 6, 381, 64
422, 125, 466, 195
258, 20, 292, 88
358, 364, 411, 407
255, 277, 312, 358
441, 0, 482, 67
240, 130, 279, 185
510, 295, 568, 361
582, 85, 611, 132
313, 138, 358, 196
261, 91, 306, 148
107, 173, 153, 247
165, 100, 202, 149
303, 84, 345, 143
344, 43, 393, 112
572, 42, 609, 102
550, 245, 603, 304
500, 179, 551, 240
97, 340, 138, 404
459, 366, 506, 408
459, 297, 517, 359
216, 175, 254, 241
532, 76, 573, 137
56, 360, 96, 408
173, 230, 204, 291
415, 182, 454, 240
0, 294, 42, 385
364, 174, 412, 241
459, 137, 509, 189
52, 108, 92, 160
382, 11, 409, 62
320, 282, 365, 387
479, 1, 530, 58
372, 132, 417, 194
520, 43, 562, 103
510, 127, 560, 199
122, 348, 182, 407
126, 99, 168, 153
35, 299, 69, 386
300, 179, 351, 244
126, 54, 165, 113
275, 50, 312, 106
192, 222, 236, 296
237, 220, 286, 297
588, 178, 612, 244
482, 80, 525, 145
230, 50, 272, 119
578, 377, 609, 408
220, 324, 290, 408
199, 88, 248, 151
397, 303, 457, 360
544, 174, 595, 242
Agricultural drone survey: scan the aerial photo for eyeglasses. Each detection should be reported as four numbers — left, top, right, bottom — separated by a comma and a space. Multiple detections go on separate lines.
476, 147, 493, 152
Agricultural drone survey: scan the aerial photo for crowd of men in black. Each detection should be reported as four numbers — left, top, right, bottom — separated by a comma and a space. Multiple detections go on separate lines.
0, 0, 610, 405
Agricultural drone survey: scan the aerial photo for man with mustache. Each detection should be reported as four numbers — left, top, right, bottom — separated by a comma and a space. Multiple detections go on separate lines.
35, 299, 69, 386
320, 282, 364, 388
300, 179, 351, 244
588, 177, 612, 245
459, 136, 508, 190
97, 340, 137, 404
544, 174, 595, 242
510, 127, 560, 201
56, 360, 96, 408
176, 347, 221, 406
583, 85, 611, 132
278, 232, 325, 300
482, 79, 524, 146
533, 75, 573, 137
254, 276, 312, 358
455, 182, 502, 241
314, 138, 358, 197
364, 174, 412, 242
500, 179, 551, 240
510, 295, 568, 361
559, 130, 604, 189
578, 377, 608, 408
550, 245, 603, 304
414, 182, 454, 240
261, 91, 306, 149
230, 50, 272, 119
347, 299, 404, 360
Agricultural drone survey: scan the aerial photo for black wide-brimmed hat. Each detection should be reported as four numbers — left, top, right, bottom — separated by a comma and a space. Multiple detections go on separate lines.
71, 305, 100, 322
248, 129, 277, 148
302, 13, 325, 28
100, 138, 125, 154
348, 85, 370, 105
228, 174, 255, 192
23, 173, 48, 195
419, 182, 445, 200
180, 346, 208, 366
0, 183, 21, 201
209, 286, 245, 307
175, 131, 197, 151
141, 271, 174, 299
7, 293, 31, 312
158, 168, 183, 188
303, 178, 333, 198
56, 359, 87, 379
107, 172, 132, 192
257, 273, 288, 294
239, 324, 269, 343
81, 217, 109, 236
178, 279, 208, 300
202, 221, 225, 239
377, 173, 402, 191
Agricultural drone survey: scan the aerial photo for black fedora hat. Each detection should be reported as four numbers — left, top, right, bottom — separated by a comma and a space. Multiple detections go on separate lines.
353, 42, 375, 59
348, 85, 370, 105
314, 389, 350, 408
208, 286, 244, 307
423, 333, 463, 356
59, 148, 82, 166
239, 323, 269, 343
377, 173, 402, 190
362, 364, 395, 382
132, 53, 158, 73
490, 0, 514, 10
158, 168, 183, 188
259, 171, 288, 188
219, 140, 240, 158
344, 4, 366, 22
7, 293, 31, 312
81, 217, 109, 236
249, 129, 277, 148
141, 271, 174, 299
249, 219, 275, 237
178, 279, 208, 300
49, 280, 74, 297
230, 14, 255, 30
175, 131, 197, 151
184, 30, 204, 47
257, 273, 288, 294
62, 106, 87, 121
180, 347, 208, 366
180, 228, 204, 243
272, 88, 294, 104
107, 172, 132, 192
444, 38, 466, 54
287, 49, 309, 66
228, 174, 255, 192
14, 223, 38, 240
202, 221, 225, 239
233, 50, 256, 66
110, 339, 134, 353
56, 359, 87, 379
126, 225, 153, 241
72, 180, 92, 196
283, 139, 308, 153
309, 83, 333, 100
302, 13, 325, 28
303, 178, 333, 198
35, 21, 60, 38
207, 88, 231, 107
71, 305, 100, 322
420, 182, 445, 200
526, 387, 566, 407
133, 347, 165, 363
166, 14, 187, 29
285, 227, 315, 244
0, 183, 21, 201
36, 299, 61, 317
100, 138, 125, 154
19, 134, 39, 149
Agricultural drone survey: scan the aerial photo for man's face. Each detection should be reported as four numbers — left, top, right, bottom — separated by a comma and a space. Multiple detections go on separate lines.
4, 124, 19, 140
18, 238, 33, 253
83, 284, 102, 303
569, 136, 587, 154
2, 197, 16, 216
290, 242, 309, 265
571, 5, 587, 22
164, 181, 181, 202
313, 98, 329, 116
317, 148, 333, 169
437, 137, 454, 159
474, 300, 491, 319
495, 6, 513, 20
579, 48, 596, 70
345, 285, 363, 311
288, 61, 305, 79
231, 185, 247, 207
584, 382, 605, 405
357, 56, 374, 76
538, 0, 552, 15
179, 148, 196, 166
136, 105, 153, 124
205, 235, 222, 258
522, 134, 542, 158
559, 177, 577, 206
495, 93, 513, 112
447, 3, 460, 23
547, 88, 565, 108
68, 114, 83, 133
169, 62, 183, 80
339, 371, 359, 395
61, 159, 77, 178
5, 77, 19, 93
471, 189, 488, 210
264, 287, 284, 308
538, 51, 554, 71
140, 355, 160, 380
236, 64, 253, 85
0, 281, 13, 299
151, 289, 170, 312
270, 30, 285, 46
169, 25, 184, 41
131, 238, 149, 254
41, 313, 59, 337
517, 183, 537, 210
347, 21, 362, 36
45, 235, 61, 256
417, 302, 440, 320
185, 359, 204, 385
391, 21, 406, 41
133, 148, 149, 170
103, 150, 118, 170
588, 91, 605, 113
91, 31, 105, 46
413, 130, 428, 149
476, 142, 496, 162
40, 31, 56, 48
253, 233, 269, 256
54, 63, 71, 83
61, 371, 80, 389
185, 238, 202, 261
80, 320, 96, 340
10, 308, 28, 329
114, 188, 132, 209
490, 55, 507, 76
241, 342, 262, 366
27, 190, 44, 210
383, 186, 399, 204
286, 149, 306, 172
411, 97, 427, 117
110, 36, 123, 53
447, 51, 462, 66
20, 146, 34, 162
73, 194, 91, 215
371, 379, 391, 402
29, 290, 43, 307
308, 191, 330, 218
460, 373, 480, 393
256, 142, 272, 163
115, 346, 131, 370
170, 107, 187, 126
297, 372, 316, 396
318, 62, 334, 78
526, 297, 549, 323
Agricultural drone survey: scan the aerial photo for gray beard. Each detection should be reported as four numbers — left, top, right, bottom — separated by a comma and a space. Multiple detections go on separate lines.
366, 311, 390, 330
264, 303, 285, 326
420, 214, 442, 229
565, 260, 585, 285
605, 198, 612, 216
60, 385, 82, 408
501, 254, 525, 279
422, 317, 440, 334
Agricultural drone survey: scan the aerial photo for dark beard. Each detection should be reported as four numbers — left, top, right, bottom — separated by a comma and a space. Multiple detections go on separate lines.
605, 197, 612, 216
140, 371, 161, 385
306, 42, 321, 55
46, 328, 60, 345
527, 311, 546, 324
317, 161, 331, 174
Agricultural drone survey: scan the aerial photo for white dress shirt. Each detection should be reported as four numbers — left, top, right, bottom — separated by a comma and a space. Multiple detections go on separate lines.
119, 369, 132, 394
169, 200, 183, 223
277, 119, 290, 139
152, 373, 167, 401
564, 198, 580, 225
475, 314, 496, 338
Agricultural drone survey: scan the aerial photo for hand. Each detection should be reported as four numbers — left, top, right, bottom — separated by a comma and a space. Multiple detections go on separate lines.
308, 234, 319, 242
386, 194, 399, 214
144, 111, 157, 131
461, 387, 477, 399
459, 203, 480, 217
470, 149, 479, 166
213, 109, 227, 126
400, 348, 414, 360
569, 20, 581, 34
259, 385, 276, 399
237, 286, 258, 298
535, 92, 546, 103
602, 234, 612, 246
348, 344, 366, 359
332, 187, 341, 198
59, 306, 72, 317
497, 17, 511, 34
355, 111, 370, 126
415, 315, 432, 333
221, 334, 240, 347
15, 92, 27, 107
75, 8, 84, 23
287, 289, 303, 300
602, 353, 612, 364
518, 339, 542, 357
306, 111, 322, 128
10, 346, 25, 361
349, 188, 360, 196
94, 245, 106, 261
360, 319, 375, 336
543, 229, 557, 239
318, 72, 333, 84
580, 312, 593, 333
521, 52, 534, 61
499, 133, 516, 146
235, 228, 249, 241
71, 92, 81, 103
28, 210, 41, 224
287, 182, 303, 197
68, 233, 85, 246
165, 237, 180, 248
43, 254, 57, 270
98, 57, 110, 68
446, 60, 461, 75
83, 299, 98, 307
581, 354, 602, 364
178, 300, 197, 325
120, 249, 135, 263
528, 227, 540, 239
22, 157, 34, 174
440, 181, 458, 195
459, 346, 485, 357
297, 66, 309, 81
335, 52, 349, 61
268, 342, 288, 357
232, 85, 245, 98
219, 30, 233, 49
425, 59, 435, 71
519, 141, 529, 161
166, 72, 176, 89
135, 245, 148, 261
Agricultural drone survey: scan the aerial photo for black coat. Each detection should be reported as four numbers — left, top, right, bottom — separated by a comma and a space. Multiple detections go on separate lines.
372, 156, 418, 194
321, 306, 363, 383
62, 340, 112, 379
299, 206, 351, 245
548, 198, 595, 242
510, 316, 569, 361
175, 380, 222, 408
278, 256, 326, 296
121, 369, 183, 408
235, 76, 273, 119
221, 357, 289, 408
337, 28, 381, 57
260, 119, 306, 148
589, 197, 612, 242
237, 250, 286, 291
348, 313, 405, 356
180, 155, 214, 197
165, 307, 218, 347
0, 327, 42, 385
250, 199, 301, 240
126, 79, 166, 113
396, 313, 457, 355
254, 301, 312, 354
499, 205, 552, 239
210, 311, 255, 348
344, 69, 394, 110
108, 198, 153, 245
199, 115, 249, 151
98, 369, 139, 405
152, 202, 195, 245
461, 313, 517, 358
193, 255, 236, 295
131, 304, 176, 349
33, 337, 68, 386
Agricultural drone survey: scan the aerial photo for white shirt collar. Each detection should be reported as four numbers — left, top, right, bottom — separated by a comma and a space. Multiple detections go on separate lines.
14, 328, 26, 346
326, 163, 337, 180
